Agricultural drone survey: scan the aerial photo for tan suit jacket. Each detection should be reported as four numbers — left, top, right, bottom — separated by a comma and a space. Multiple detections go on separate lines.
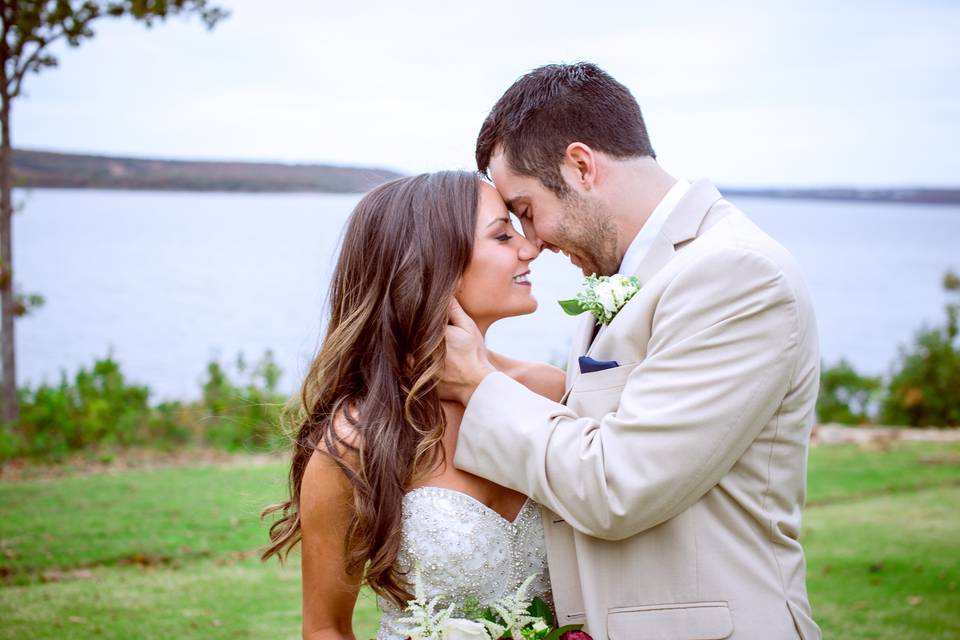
454, 180, 821, 639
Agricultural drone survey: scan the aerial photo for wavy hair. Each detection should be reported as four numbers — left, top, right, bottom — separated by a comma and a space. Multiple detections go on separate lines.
261, 171, 480, 607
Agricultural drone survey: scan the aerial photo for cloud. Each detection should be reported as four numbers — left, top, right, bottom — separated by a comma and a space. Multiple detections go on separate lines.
12, 0, 959, 185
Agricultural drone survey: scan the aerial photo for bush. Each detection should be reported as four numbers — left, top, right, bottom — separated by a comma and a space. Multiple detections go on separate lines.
3, 350, 287, 461
880, 270, 960, 428
200, 351, 287, 451
15, 356, 154, 458
817, 359, 882, 424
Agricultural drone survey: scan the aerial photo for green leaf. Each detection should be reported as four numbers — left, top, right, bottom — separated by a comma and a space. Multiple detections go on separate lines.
558, 299, 586, 316
526, 597, 554, 627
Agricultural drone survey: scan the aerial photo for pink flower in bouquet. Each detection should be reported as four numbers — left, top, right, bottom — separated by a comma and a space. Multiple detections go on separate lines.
560, 631, 594, 640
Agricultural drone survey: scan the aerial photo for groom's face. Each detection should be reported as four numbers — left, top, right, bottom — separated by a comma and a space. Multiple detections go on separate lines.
489, 150, 619, 277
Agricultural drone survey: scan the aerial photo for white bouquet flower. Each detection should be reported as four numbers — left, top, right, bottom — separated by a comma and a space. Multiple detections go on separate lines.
441, 618, 489, 640
399, 565, 592, 640
558, 274, 641, 325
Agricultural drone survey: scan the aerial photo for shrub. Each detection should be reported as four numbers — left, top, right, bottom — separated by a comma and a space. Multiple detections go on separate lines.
15, 355, 154, 458
3, 350, 287, 461
880, 270, 960, 427
817, 359, 882, 424
200, 351, 287, 451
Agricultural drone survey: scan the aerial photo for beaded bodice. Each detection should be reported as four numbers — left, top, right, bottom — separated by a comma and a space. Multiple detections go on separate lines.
376, 486, 551, 640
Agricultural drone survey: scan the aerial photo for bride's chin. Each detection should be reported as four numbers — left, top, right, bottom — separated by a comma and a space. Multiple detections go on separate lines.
511, 297, 539, 317
490, 298, 538, 321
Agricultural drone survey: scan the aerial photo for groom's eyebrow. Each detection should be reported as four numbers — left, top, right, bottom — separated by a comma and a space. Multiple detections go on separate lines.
504, 196, 526, 213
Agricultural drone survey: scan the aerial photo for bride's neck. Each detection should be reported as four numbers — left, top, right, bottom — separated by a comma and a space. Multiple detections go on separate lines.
474, 317, 493, 337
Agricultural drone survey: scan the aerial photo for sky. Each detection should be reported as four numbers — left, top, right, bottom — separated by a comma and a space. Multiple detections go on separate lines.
10, 0, 960, 187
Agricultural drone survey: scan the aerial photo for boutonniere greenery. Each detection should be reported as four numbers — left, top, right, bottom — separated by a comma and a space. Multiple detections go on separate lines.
558, 274, 641, 325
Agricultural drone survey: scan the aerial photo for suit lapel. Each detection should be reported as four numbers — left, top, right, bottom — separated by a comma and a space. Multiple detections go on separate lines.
573, 313, 596, 362
585, 179, 726, 358
563, 313, 597, 401
564, 180, 727, 398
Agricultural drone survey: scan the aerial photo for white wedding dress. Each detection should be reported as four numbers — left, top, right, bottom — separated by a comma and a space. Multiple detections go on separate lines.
376, 486, 553, 640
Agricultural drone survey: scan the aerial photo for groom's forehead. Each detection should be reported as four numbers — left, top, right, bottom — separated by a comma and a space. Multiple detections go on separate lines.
488, 167, 525, 208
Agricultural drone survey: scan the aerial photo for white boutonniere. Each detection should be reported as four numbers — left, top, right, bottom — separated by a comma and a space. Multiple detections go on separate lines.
558, 274, 641, 325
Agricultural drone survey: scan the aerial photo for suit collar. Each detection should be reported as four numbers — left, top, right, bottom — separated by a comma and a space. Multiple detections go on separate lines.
660, 178, 725, 246
573, 180, 726, 370
631, 179, 724, 286
583, 180, 725, 360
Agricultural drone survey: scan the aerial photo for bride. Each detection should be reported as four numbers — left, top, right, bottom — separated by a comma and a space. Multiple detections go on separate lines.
261, 171, 564, 639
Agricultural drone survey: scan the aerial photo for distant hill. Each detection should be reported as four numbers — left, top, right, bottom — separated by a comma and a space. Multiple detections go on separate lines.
12, 149, 403, 193
11, 149, 959, 203
723, 186, 960, 205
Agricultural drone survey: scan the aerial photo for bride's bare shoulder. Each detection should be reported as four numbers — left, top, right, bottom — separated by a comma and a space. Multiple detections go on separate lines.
488, 351, 566, 402
301, 409, 361, 502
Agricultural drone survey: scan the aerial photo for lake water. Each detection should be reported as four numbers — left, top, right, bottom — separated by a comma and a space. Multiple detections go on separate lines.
14, 188, 960, 401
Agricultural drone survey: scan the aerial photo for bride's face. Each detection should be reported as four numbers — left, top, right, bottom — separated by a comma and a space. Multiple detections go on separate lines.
457, 183, 540, 327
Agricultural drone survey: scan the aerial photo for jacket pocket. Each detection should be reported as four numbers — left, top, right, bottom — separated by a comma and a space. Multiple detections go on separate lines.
607, 601, 733, 640
573, 362, 638, 392
566, 363, 638, 417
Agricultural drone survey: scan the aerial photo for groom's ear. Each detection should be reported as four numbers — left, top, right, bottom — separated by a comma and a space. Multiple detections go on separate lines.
563, 142, 598, 192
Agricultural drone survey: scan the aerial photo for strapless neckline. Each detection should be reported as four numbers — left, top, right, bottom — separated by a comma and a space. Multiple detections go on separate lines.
405, 485, 534, 526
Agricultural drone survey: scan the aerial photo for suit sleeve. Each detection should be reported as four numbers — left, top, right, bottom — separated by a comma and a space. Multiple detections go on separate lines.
453, 247, 803, 541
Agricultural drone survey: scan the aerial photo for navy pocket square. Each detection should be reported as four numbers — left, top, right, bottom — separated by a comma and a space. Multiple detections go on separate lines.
578, 355, 619, 374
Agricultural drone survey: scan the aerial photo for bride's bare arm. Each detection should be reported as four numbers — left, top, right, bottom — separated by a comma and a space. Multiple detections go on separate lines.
487, 350, 566, 402
300, 434, 361, 640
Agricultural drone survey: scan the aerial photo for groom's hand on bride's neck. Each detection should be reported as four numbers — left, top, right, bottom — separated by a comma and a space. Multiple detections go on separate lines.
439, 299, 496, 405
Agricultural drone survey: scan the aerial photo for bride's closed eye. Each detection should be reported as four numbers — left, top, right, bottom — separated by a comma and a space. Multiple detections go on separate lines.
496, 232, 514, 242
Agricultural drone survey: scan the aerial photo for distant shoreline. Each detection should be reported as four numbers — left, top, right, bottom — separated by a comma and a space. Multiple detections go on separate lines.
723, 187, 960, 206
12, 149, 960, 204
12, 149, 403, 194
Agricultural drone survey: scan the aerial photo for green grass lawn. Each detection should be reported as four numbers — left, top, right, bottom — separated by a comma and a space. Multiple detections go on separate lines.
1, 442, 958, 639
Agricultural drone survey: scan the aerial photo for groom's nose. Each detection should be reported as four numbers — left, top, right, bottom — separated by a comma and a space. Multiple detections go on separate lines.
518, 234, 541, 261
519, 218, 543, 251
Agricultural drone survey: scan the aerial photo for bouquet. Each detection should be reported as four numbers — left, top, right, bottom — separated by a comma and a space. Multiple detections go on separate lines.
399, 565, 592, 640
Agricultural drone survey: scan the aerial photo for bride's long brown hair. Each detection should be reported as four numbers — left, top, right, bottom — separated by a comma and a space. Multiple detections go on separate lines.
261, 171, 480, 606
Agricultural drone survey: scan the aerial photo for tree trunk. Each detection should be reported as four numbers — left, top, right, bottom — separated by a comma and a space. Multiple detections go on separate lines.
0, 80, 18, 424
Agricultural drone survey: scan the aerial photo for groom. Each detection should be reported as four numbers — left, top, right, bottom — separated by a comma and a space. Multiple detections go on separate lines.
441, 63, 821, 640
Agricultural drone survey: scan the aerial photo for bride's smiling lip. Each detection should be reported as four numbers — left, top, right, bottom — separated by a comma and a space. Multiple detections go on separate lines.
512, 270, 531, 286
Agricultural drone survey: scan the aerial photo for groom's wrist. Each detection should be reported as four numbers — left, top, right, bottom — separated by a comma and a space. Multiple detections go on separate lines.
460, 364, 496, 405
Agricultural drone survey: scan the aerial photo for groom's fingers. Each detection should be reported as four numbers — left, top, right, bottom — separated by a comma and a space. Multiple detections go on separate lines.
447, 298, 475, 332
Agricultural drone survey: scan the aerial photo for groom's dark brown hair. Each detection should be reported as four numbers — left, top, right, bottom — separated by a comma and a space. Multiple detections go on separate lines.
475, 62, 656, 197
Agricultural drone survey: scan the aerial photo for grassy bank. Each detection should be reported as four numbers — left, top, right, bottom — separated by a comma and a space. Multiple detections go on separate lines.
1, 442, 958, 639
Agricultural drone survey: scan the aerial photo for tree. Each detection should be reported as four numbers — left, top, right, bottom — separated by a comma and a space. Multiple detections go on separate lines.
880, 270, 960, 427
817, 358, 882, 425
0, 0, 227, 423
